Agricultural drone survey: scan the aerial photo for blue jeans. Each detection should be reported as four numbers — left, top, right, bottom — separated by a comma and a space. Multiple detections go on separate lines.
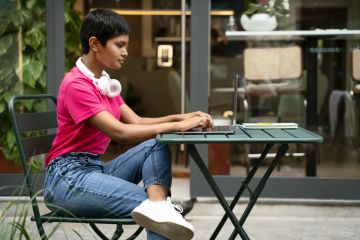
44, 139, 171, 240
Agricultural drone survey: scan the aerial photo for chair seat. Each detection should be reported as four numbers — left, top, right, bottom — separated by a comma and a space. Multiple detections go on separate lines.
32, 212, 136, 224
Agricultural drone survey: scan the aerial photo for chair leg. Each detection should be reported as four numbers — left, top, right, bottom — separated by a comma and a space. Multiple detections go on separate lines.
89, 222, 111, 240
126, 226, 144, 240
110, 224, 124, 240
35, 220, 48, 240
89, 223, 142, 240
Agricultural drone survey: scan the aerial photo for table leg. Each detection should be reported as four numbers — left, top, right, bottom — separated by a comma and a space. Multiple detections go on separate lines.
187, 144, 250, 240
211, 143, 274, 239
228, 144, 289, 240
305, 37, 318, 177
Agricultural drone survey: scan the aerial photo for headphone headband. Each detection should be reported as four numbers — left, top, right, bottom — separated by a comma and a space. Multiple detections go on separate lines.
76, 58, 121, 97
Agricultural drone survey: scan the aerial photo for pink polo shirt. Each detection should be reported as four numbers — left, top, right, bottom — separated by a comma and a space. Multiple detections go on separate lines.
45, 67, 124, 166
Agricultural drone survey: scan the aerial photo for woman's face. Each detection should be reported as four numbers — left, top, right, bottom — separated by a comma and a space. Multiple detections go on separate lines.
96, 34, 129, 69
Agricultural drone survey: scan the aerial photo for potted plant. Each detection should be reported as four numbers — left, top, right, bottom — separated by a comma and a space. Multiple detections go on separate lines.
240, 0, 290, 31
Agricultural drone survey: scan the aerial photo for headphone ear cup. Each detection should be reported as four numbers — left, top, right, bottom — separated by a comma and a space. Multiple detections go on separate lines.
107, 79, 122, 98
96, 76, 110, 95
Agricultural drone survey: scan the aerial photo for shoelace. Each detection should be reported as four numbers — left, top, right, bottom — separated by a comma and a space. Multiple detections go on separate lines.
172, 203, 184, 214
167, 197, 183, 214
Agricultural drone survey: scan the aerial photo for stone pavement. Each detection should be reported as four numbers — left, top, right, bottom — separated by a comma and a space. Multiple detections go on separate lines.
1, 178, 360, 240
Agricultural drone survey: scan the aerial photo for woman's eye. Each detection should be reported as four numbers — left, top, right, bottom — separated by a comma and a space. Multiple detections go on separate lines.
117, 43, 129, 49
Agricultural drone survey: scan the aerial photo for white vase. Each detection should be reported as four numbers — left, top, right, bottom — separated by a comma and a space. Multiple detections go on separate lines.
240, 13, 277, 31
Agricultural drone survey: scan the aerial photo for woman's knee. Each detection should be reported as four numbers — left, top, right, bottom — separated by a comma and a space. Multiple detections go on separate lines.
144, 139, 171, 158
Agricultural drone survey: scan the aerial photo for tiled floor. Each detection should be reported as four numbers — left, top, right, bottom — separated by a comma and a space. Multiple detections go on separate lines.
1, 178, 360, 240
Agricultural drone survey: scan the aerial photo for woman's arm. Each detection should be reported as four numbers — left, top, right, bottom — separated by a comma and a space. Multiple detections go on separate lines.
120, 103, 213, 126
86, 108, 210, 144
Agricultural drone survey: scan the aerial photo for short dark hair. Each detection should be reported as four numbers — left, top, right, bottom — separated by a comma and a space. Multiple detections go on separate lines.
80, 8, 131, 54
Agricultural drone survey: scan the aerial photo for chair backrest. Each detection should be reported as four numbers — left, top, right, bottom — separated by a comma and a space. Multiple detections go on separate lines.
242, 45, 303, 97
9, 94, 57, 216
352, 49, 360, 81
244, 45, 302, 81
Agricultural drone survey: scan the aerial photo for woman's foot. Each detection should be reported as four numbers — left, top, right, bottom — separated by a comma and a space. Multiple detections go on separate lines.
131, 199, 194, 240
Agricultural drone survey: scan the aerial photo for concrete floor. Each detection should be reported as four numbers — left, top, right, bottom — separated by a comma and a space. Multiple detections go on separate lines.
1, 178, 360, 240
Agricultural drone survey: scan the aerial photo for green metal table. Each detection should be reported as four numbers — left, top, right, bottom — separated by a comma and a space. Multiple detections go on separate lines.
156, 126, 323, 240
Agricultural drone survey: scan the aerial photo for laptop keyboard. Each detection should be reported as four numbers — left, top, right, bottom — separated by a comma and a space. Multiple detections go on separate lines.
212, 125, 233, 131
204, 125, 235, 132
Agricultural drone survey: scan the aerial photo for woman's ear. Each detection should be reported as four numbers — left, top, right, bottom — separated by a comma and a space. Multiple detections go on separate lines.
88, 36, 99, 52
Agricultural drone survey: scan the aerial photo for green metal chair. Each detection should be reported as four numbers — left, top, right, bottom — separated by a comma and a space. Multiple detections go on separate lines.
9, 94, 143, 240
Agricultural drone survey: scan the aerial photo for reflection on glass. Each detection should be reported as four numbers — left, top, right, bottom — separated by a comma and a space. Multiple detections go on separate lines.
210, 0, 360, 178
84, 0, 360, 179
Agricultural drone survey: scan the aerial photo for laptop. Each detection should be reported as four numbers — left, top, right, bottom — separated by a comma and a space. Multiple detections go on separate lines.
176, 74, 239, 134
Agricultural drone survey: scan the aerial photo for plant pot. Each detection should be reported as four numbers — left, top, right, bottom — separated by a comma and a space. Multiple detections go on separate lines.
240, 13, 277, 31
0, 150, 22, 173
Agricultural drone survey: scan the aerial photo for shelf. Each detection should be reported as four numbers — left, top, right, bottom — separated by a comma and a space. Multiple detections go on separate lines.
108, 9, 234, 16
154, 37, 190, 42
225, 29, 360, 41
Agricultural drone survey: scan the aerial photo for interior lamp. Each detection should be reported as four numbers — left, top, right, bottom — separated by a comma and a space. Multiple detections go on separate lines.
157, 44, 173, 67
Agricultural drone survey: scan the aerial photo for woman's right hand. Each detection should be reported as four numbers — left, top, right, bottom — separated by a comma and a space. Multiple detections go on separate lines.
175, 115, 212, 132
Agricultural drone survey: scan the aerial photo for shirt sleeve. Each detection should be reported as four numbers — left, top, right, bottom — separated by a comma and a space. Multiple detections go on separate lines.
64, 80, 105, 125
116, 95, 125, 107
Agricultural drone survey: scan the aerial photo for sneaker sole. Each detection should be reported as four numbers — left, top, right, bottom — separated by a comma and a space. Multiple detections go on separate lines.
132, 211, 194, 240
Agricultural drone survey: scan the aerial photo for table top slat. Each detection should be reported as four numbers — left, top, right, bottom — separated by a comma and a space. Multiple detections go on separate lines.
262, 129, 298, 139
244, 129, 275, 139
284, 128, 320, 139
156, 126, 323, 144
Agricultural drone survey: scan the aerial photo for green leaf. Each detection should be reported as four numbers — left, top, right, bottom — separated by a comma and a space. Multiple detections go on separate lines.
10, 222, 31, 240
0, 59, 16, 81
0, 34, 13, 56
38, 72, 46, 88
0, 102, 4, 114
21, 98, 34, 110
0, 17, 10, 35
22, 58, 43, 87
34, 45, 46, 61
10, 9, 32, 28
25, 0, 36, 10
25, 26, 43, 49
32, 4, 45, 17
72, 228, 84, 240
3, 91, 14, 102
0, 1, 16, 18
6, 127, 16, 150
30, 59, 44, 79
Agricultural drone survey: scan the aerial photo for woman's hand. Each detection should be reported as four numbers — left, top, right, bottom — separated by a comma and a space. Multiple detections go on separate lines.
182, 111, 214, 128
175, 115, 213, 132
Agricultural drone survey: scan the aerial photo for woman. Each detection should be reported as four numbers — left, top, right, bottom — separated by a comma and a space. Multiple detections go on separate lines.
43, 8, 213, 240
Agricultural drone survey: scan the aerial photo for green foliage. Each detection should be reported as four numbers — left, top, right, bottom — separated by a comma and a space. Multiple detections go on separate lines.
243, 0, 290, 21
65, 0, 82, 71
0, 187, 90, 239
0, 0, 82, 169
0, 0, 47, 164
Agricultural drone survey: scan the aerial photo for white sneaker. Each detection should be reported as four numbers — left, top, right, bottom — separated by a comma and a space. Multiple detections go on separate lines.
131, 199, 194, 240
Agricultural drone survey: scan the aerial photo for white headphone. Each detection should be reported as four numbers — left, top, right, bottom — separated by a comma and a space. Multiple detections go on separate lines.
76, 58, 122, 98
